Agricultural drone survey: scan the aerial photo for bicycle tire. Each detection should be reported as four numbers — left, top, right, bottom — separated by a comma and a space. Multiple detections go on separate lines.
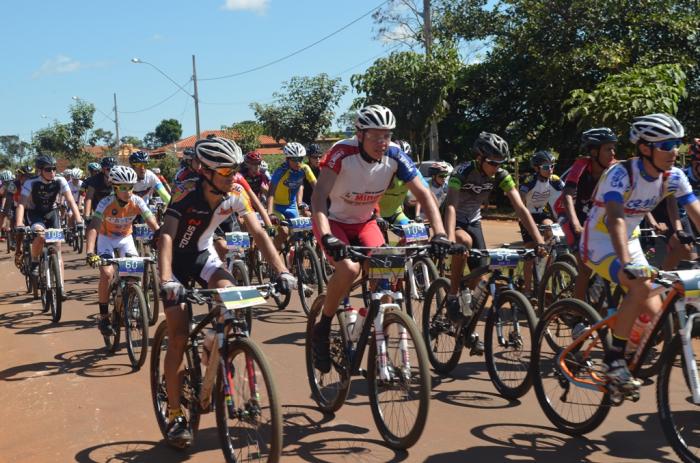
532, 298, 611, 435
150, 320, 202, 443
123, 284, 149, 369
556, 252, 578, 269
422, 277, 462, 373
143, 261, 161, 326
270, 267, 291, 310
657, 333, 700, 463
76, 230, 84, 254
636, 313, 673, 380
484, 289, 537, 399
297, 243, 324, 315
536, 261, 577, 318
215, 337, 282, 463
229, 259, 253, 333
368, 308, 431, 450
49, 254, 63, 323
305, 294, 350, 413
404, 255, 439, 326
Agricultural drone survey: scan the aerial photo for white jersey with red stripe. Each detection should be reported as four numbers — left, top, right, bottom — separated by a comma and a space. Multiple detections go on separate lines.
320, 137, 418, 224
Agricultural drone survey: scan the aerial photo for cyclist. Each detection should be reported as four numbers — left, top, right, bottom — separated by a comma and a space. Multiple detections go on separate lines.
0, 170, 14, 238
15, 155, 82, 276
518, 150, 564, 295
268, 142, 317, 248
444, 132, 546, 328
65, 168, 84, 230
680, 138, 700, 238
415, 161, 451, 221
240, 151, 270, 203
582, 113, 700, 391
5, 166, 34, 260
128, 151, 171, 205
157, 136, 295, 448
85, 166, 159, 335
260, 160, 271, 182
84, 157, 116, 220
152, 167, 172, 195
309, 104, 452, 373
300, 143, 323, 214
173, 148, 199, 188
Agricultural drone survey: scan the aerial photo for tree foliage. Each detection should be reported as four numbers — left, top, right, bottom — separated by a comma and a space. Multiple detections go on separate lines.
120, 135, 143, 147
351, 47, 461, 158
221, 120, 264, 153
252, 73, 347, 145
88, 128, 114, 147
154, 119, 183, 146
0, 135, 33, 168
33, 101, 96, 161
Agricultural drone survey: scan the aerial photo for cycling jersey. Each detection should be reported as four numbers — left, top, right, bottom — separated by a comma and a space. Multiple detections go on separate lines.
582, 158, 696, 265
20, 176, 69, 213
378, 171, 428, 220
68, 180, 82, 202
133, 169, 170, 203
321, 138, 418, 224
302, 164, 321, 206
270, 162, 317, 207
165, 178, 253, 253
173, 165, 198, 189
519, 174, 564, 215
84, 173, 112, 209
93, 194, 153, 238
554, 157, 616, 224
240, 164, 270, 198
447, 161, 516, 224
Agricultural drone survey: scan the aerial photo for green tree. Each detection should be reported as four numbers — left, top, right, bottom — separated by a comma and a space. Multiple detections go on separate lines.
221, 120, 264, 153
154, 119, 183, 146
153, 152, 179, 181
34, 101, 96, 161
0, 135, 33, 167
251, 73, 347, 144
120, 135, 144, 147
88, 128, 115, 147
351, 48, 461, 159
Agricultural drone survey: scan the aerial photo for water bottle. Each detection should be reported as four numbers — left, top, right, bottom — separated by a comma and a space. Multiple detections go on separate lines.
340, 299, 358, 342
459, 288, 472, 313
625, 313, 651, 355
350, 306, 369, 342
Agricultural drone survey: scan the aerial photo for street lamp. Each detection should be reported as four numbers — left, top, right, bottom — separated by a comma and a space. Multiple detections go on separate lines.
131, 56, 201, 138
72, 95, 121, 149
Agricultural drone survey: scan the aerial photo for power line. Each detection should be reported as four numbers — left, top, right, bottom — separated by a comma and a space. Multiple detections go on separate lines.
119, 78, 193, 114
199, 0, 390, 81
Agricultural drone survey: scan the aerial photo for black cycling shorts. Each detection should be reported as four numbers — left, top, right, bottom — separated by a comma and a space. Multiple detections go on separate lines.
27, 209, 60, 230
456, 220, 487, 270
171, 248, 224, 288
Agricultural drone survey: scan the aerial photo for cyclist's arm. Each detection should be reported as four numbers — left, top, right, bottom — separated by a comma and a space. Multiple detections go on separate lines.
562, 185, 581, 229
406, 177, 445, 235
84, 186, 96, 218
158, 215, 177, 283
267, 181, 277, 215
154, 181, 171, 204
311, 167, 336, 237
605, 200, 631, 264
63, 189, 82, 223
246, 191, 273, 228
15, 196, 28, 228
145, 214, 159, 231
296, 185, 303, 207
443, 187, 459, 242
243, 212, 288, 274
506, 188, 545, 245
85, 217, 101, 254
684, 199, 700, 233
665, 198, 683, 233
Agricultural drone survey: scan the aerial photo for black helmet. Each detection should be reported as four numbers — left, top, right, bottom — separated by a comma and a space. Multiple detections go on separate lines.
129, 150, 149, 164
183, 148, 196, 160
306, 143, 322, 157
100, 157, 116, 169
17, 165, 35, 176
581, 128, 618, 149
530, 150, 556, 168
35, 155, 57, 169
473, 132, 510, 162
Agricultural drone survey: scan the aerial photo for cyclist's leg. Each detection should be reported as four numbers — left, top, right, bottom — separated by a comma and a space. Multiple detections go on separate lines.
450, 223, 474, 295
96, 235, 118, 322
272, 205, 292, 251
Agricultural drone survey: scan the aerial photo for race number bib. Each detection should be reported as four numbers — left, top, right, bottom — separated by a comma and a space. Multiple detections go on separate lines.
368, 248, 407, 280
116, 257, 145, 277
225, 232, 251, 250
44, 228, 65, 243
133, 224, 153, 241
289, 217, 312, 233
487, 248, 520, 269
550, 223, 565, 238
216, 286, 266, 310
402, 223, 428, 243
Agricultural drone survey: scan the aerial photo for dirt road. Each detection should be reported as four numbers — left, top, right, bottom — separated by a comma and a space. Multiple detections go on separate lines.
0, 220, 680, 462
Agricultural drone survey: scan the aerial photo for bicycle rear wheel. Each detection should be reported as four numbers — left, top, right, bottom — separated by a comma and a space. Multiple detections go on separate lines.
422, 277, 462, 373
49, 254, 63, 323
305, 294, 350, 413
404, 255, 438, 326
536, 261, 577, 317
368, 308, 431, 450
484, 289, 537, 399
532, 298, 611, 435
657, 333, 700, 463
150, 320, 202, 444
269, 267, 291, 310
215, 337, 282, 463
123, 284, 149, 369
143, 260, 160, 326
297, 243, 324, 315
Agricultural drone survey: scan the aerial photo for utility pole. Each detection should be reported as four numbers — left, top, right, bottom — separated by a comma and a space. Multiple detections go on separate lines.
113, 93, 121, 152
423, 0, 439, 161
192, 55, 201, 139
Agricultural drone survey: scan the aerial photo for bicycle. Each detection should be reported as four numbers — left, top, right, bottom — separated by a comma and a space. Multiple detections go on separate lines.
71, 223, 85, 254
35, 228, 65, 323
15, 227, 37, 299
422, 247, 538, 399
531, 260, 700, 463
133, 223, 160, 326
99, 256, 152, 369
305, 245, 431, 450
150, 284, 282, 462
533, 223, 578, 315
281, 217, 324, 314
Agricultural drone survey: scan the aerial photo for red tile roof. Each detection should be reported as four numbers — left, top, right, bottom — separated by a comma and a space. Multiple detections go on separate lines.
150, 130, 285, 157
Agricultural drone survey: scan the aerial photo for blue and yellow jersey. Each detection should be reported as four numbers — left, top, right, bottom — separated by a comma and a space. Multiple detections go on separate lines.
269, 162, 317, 206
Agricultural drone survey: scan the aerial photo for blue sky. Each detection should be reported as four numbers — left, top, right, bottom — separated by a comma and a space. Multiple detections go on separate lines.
1, 0, 408, 143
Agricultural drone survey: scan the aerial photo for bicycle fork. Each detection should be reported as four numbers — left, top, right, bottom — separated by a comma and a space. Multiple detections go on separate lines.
674, 302, 700, 404
372, 303, 411, 382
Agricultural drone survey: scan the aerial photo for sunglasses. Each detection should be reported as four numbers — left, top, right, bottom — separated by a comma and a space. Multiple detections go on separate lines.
650, 139, 682, 151
484, 158, 506, 167
113, 185, 134, 192
437, 173, 449, 178
539, 164, 555, 170
42, 167, 57, 172
130, 162, 147, 169
208, 166, 239, 177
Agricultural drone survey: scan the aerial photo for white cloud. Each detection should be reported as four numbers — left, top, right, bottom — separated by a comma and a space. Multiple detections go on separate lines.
32, 55, 82, 78
222, 0, 269, 14
151, 33, 165, 41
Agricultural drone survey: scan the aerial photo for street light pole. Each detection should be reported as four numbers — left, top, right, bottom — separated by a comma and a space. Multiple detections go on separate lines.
113, 93, 121, 151
423, 0, 439, 161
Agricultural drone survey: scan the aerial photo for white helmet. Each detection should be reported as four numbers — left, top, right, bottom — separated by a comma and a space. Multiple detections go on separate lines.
72, 168, 83, 179
63, 168, 73, 178
152, 167, 161, 174
355, 104, 396, 130
195, 136, 243, 168
260, 160, 269, 171
283, 142, 306, 159
629, 113, 685, 144
109, 165, 138, 185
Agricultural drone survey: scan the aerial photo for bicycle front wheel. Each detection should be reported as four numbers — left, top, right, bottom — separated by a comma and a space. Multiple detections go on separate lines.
368, 308, 431, 450
404, 255, 439, 326
49, 254, 63, 323
297, 244, 324, 315
532, 298, 611, 435
229, 259, 253, 333
123, 284, 149, 369
484, 289, 537, 399
657, 333, 700, 463
215, 337, 282, 463
536, 261, 577, 317
422, 277, 462, 373
143, 260, 160, 326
